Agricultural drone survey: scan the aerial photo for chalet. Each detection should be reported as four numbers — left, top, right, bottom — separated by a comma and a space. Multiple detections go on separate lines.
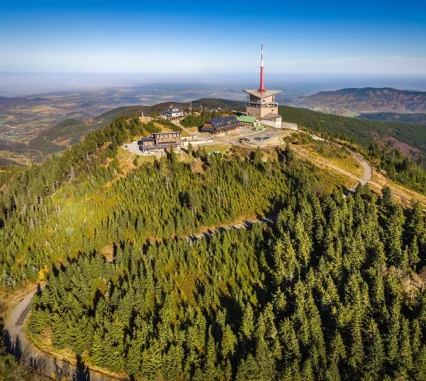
200, 116, 239, 134
139, 132, 182, 150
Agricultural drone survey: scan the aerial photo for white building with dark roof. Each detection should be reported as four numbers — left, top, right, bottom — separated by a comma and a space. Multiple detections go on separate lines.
164, 106, 185, 119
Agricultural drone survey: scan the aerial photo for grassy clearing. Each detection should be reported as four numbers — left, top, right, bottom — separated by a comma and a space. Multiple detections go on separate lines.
314, 167, 354, 193
205, 143, 231, 153
291, 136, 364, 179
292, 136, 426, 206
329, 155, 363, 178
293, 148, 358, 190
186, 127, 199, 132
312, 141, 363, 177
370, 169, 426, 207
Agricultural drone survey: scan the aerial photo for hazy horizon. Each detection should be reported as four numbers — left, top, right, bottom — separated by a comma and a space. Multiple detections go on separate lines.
2, 1, 425, 100
2, 72, 426, 99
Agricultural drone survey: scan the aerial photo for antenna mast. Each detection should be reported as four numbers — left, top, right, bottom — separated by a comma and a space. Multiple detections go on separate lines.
258, 44, 265, 92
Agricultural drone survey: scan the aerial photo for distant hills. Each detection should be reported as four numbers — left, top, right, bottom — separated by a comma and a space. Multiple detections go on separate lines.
191, 98, 245, 110
278, 105, 426, 159
3, 92, 426, 166
0, 96, 242, 114
357, 112, 426, 126
0, 98, 242, 164
35, 98, 242, 147
0, 95, 49, 109
0, 96, 31, 107
294, 87, 426, 115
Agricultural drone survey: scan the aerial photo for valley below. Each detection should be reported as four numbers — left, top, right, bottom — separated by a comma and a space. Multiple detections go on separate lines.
283, 87, 426, 122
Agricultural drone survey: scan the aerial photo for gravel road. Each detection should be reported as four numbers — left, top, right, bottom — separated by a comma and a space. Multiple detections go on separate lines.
5, 289, 123, 380
4, 131, 373, 380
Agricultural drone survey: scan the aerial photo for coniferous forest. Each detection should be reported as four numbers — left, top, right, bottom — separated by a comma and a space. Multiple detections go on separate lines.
0, 129, 298, 287
28, 183, 426, 380
278, 106, 426, 194
2, 113, 426, 380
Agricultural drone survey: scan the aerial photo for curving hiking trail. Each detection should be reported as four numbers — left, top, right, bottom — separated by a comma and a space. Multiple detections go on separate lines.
4, 141, 373, 380
5, 289, 122, 380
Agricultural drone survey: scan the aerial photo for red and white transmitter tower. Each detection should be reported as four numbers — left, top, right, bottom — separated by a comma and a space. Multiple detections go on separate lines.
259, 44, 265, 92
243, 45, 283, 128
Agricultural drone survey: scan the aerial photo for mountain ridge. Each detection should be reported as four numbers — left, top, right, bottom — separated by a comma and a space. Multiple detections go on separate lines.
2, 96, 426, 165
297, 87, 426, 114
0, 98, 242, 162
357, 112, 426, 125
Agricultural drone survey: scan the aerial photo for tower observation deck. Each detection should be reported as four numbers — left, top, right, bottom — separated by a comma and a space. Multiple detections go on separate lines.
243, 45, 283, 128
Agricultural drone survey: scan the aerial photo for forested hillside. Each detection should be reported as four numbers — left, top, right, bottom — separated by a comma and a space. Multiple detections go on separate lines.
0, 98, 235, 163
279, 106, 426, 154
0, 301, 44, 380
191, 98, 245, 110
3, 106, 426, 380
0, 113, 311, 288
28, 183, 426, 380
279, 106, 426, 194
181, 110, 221, 127
358, 112, 426, 126
303, 87, 426, 113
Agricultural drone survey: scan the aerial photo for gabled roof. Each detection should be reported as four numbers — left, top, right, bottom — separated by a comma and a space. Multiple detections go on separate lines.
243, 89, 282, 99
208, 116, 238, 130
237, 115, 258, 123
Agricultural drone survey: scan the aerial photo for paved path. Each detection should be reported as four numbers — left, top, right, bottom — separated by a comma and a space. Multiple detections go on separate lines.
144, 118, 374, 191
350, 150, 372, 185
218, 128, 373, 190
5, 290, 124, 380
4, 215, 276, 381
171, 118, 197, 136
4, 125, 374, 380
302, 131, 373, 187
289, 133, 373, 191
187, 215, 276, 241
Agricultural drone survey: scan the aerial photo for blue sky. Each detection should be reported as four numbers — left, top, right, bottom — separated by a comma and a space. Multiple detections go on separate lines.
1, 0, 425, 74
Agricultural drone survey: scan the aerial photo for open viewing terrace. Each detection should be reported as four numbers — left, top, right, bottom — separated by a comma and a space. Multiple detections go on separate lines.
247, 102, 278, 108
